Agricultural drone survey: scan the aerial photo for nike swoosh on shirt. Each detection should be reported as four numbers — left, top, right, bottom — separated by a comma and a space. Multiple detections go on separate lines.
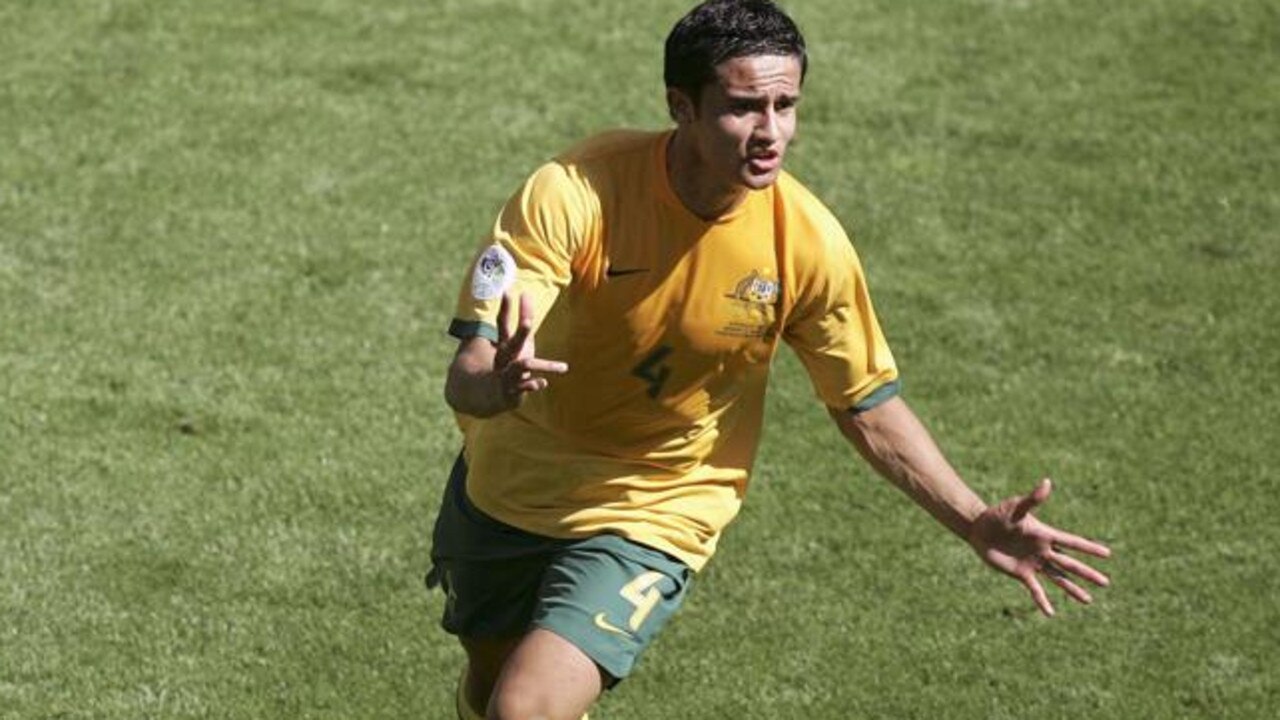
593, 612, 634, 638
604, 267, 648, 278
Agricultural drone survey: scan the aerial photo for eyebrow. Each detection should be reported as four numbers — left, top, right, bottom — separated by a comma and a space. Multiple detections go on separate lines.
724, 90, 801, 104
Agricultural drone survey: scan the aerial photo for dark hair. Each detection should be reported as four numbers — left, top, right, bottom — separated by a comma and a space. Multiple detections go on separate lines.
664, 0, 808, 101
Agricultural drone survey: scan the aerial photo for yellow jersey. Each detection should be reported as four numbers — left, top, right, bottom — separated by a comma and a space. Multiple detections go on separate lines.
448, 130, 898, 570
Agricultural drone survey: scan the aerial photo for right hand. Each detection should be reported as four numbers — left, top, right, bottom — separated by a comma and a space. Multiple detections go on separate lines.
491, 292, 568, 409
967, 479, 1112, 617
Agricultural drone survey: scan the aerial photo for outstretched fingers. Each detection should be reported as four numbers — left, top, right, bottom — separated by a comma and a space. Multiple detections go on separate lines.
496, 293, 541, 361
502, 356, 565, 384
497, 293, 513, 344
491, 292, 570, 407
1020, 571, 1055, 617
506, 293, 535, 350
518, 292, 537, 331
496, 292, 534, 343
498, 350, 568, 404
978, 477, 1112, 616
511, 356, 569, 380
1046, 548, 1111, 587
1047, 526, 1112, 559
1041, 562, 1093, 604
494, 293, 536, 365
505, 322, 532, 359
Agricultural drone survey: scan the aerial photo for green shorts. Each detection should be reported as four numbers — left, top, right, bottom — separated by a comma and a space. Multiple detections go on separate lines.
426, 453, 692, 681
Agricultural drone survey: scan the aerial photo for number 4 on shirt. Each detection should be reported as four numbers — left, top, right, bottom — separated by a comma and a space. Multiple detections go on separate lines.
632, 345, 673, 399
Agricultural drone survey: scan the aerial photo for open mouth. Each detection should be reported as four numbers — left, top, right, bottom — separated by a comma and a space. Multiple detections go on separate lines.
747, 149, 781, 174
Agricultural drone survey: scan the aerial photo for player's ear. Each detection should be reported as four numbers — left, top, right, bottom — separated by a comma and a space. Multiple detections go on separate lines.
666, 87, 695, 124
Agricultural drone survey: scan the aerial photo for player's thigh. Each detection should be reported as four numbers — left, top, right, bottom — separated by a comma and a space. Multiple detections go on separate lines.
438, 558, 543, 711
489, 628, 603, 720
459, 634, 521, 698
532, 534, 692, 683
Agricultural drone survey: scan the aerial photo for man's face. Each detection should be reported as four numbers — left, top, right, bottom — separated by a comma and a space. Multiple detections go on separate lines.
673, 54, 803, 192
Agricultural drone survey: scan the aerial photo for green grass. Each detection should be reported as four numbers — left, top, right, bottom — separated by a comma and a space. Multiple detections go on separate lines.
2, 0, 1277, 717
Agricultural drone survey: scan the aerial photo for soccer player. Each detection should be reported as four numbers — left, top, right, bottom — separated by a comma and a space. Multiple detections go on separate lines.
427, 1, 1112, 718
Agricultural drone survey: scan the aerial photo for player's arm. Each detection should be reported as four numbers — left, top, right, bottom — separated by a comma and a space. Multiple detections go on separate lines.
831, 396, 986, 536
831, 396, 1112, 616
445, 293, 567, 418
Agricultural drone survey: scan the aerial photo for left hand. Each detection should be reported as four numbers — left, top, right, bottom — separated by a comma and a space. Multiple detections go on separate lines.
490, 292, 567, 410
967, 478, 1112, 616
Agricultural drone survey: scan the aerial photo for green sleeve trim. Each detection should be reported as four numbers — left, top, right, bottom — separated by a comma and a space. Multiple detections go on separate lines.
850, 379, 901, 414
447, 318, 499, 343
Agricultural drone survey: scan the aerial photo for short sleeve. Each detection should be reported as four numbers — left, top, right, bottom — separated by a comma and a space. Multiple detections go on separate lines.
783, 230, 899, 412
449, 161, 592, 341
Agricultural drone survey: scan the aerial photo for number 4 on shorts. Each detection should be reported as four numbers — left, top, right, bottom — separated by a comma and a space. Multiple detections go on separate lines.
620, 571, 665, 632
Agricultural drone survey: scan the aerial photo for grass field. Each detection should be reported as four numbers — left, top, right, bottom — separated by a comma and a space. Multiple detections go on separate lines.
2, 0, 1277, 717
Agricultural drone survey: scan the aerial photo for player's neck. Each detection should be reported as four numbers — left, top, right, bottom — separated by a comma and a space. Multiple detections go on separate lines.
666, 130, 748, 222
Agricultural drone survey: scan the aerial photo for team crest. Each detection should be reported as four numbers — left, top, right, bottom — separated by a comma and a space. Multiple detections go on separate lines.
728, 271, 781, 306
471, 244, 515, 300
719, 270, 781, 339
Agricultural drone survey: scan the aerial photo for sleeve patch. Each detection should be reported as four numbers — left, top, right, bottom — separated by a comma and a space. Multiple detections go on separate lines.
471, 244, 516, 301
